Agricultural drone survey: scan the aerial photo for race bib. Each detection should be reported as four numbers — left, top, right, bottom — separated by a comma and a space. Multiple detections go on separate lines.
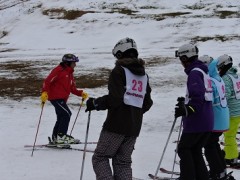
122, 67, 147, 108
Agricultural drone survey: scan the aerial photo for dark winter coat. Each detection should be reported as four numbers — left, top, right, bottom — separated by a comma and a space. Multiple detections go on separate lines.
94, 58, 153, 137
183, 59, 214, 133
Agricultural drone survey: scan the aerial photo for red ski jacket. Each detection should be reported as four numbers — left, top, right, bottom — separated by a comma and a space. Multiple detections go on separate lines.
42, 64, 83, 102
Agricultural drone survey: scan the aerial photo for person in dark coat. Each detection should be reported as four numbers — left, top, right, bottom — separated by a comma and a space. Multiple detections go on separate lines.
174, 44, 214, 180
85, 37, 153, 180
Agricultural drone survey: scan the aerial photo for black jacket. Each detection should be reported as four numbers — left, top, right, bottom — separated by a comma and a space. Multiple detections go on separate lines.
95, 58, 153, 136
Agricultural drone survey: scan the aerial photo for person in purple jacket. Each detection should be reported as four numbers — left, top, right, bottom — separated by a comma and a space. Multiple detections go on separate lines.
174, 44, 214, 180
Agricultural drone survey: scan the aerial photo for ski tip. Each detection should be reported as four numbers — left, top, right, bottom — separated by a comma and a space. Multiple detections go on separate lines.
148, 174, 160, 179
148, 173, 154, 178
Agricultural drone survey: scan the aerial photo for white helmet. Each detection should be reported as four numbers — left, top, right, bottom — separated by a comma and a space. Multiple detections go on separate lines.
175, 44, 198, 58
112, 37, 138, 58
217, 54, 233, 69
198, 55, 213, 65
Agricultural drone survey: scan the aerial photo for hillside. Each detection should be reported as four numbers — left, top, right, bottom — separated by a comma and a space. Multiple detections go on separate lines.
0, 1, 240, 180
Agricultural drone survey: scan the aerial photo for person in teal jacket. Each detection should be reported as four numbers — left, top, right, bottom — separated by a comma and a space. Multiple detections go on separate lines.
199, 56, 234, 180
217, 54, 240, 168
207, 57, 230, 131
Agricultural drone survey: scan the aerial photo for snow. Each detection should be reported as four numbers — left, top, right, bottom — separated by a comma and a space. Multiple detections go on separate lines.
0, 0, 240, 179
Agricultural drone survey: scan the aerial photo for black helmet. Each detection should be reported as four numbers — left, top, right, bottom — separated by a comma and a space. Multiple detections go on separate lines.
62, 54, 79, 62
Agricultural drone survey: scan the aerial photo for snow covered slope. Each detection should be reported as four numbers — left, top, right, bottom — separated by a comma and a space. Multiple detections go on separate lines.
0, 0, 240, 180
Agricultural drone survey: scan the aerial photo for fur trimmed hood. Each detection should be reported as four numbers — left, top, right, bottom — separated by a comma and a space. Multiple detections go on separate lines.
115, 58, 146, 75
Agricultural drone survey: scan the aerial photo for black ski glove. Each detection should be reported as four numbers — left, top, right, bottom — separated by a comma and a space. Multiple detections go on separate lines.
175, 97, 195, 118
85, 98, 96, 112
177, 97, 185, 103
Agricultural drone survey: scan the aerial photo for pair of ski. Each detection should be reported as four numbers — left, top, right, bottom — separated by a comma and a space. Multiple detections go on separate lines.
24, 143, 95, 153
24, 138, 97, 153
132, 176, 176, 180
148, 168, 236, 180
148, 168, 179, 180
148, 174, 178, 180
175, 159, 240, 170
127, 168, 180, 180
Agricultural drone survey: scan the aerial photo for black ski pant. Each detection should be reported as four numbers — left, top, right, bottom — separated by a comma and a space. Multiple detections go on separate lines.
50, 99, 72, 139
177, 132, 210, 180
92, 130, 136, 180
204, 132, 226, 178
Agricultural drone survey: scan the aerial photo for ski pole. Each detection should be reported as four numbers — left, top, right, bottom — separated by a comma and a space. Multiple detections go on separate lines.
31, 102, 45, 157
70, 98, 84, 136
153, 117, 178, 180
80, 111, 91, 180
153, 97, 185, 180
171, 120, 183, 179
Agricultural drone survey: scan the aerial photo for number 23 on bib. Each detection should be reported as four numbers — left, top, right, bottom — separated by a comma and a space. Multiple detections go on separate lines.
122, 67, 147, 108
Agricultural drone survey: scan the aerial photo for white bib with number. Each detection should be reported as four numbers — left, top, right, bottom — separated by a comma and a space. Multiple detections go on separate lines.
211, 78, 227, 107
185, 68, 213, 103
227, 74, 240, 100
122, 67, 147, 108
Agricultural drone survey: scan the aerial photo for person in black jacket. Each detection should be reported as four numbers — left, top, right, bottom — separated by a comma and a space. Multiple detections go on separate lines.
86, 37, 153, 180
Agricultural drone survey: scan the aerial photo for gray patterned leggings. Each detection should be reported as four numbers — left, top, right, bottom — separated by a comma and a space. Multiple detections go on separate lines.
92, 130, 137, 180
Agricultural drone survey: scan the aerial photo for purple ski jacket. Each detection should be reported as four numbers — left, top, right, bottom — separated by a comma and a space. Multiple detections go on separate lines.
182, 59, 214, 133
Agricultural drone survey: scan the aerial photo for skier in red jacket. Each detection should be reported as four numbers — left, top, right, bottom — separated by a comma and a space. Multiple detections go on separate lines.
41, 54, 88, 144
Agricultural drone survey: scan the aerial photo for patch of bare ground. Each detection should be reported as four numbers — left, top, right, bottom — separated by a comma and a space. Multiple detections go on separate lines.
42, 8, 95, 20
0, 56, 178, 100
0, 60, 110, 100
145, 56, 174, 67
191, 34, 240, 43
